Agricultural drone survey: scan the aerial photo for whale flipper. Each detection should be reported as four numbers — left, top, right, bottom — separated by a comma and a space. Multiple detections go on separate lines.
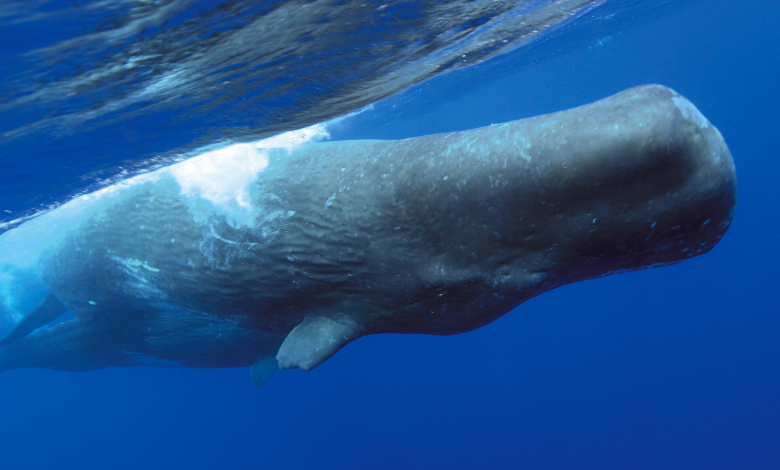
250, 356, 278, 387
0, 292, 67, 348
276, 315, 363, 371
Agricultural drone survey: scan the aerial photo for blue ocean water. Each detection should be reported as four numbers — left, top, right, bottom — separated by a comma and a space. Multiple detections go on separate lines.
0, 0, 778, 468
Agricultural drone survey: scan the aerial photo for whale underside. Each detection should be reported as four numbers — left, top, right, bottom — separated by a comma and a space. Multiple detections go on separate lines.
0, 85, 736, 386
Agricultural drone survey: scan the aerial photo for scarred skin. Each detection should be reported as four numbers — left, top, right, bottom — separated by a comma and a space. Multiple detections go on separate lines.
0, 85, 736, 386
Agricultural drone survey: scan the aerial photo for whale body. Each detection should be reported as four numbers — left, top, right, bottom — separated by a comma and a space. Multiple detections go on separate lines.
0, 85, 736, 386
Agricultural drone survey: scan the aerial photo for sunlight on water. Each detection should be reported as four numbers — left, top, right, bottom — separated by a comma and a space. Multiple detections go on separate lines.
0, 0, 606, 227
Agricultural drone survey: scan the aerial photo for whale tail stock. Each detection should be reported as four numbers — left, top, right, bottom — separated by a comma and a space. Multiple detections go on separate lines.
0, 318, 110, 373
0, 292, 92, 373
0, 292, 287, 383
0, 292, 115, 373
0, 292, 67, 348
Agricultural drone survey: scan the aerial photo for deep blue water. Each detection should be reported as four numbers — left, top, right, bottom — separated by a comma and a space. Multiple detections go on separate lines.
1, 0, 779, 469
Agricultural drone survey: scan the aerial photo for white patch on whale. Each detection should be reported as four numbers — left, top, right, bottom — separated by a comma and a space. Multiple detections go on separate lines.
168, 124, 330, 227
0, 123, 329, 271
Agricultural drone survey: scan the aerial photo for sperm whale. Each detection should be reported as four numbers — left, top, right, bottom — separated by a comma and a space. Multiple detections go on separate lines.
0, 85, 736, 386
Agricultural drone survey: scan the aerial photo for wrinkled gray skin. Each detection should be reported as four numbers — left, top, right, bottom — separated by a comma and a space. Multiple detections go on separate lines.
0, 85, 736, 386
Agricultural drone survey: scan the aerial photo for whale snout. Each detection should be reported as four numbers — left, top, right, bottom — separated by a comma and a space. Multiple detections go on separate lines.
484, 85, 738, 283
554, 85, 737, 274
624, 86, 737, 265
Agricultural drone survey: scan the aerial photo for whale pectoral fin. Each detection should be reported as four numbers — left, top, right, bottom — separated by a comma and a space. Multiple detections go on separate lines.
250, 355, 278, 387
276, 315, 363, 371
0, 292, 67, 348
